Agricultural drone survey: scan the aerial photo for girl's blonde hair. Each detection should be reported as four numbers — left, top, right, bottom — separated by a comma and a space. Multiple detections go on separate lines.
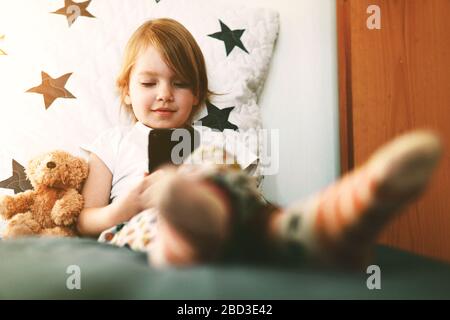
116, 18, 211, 123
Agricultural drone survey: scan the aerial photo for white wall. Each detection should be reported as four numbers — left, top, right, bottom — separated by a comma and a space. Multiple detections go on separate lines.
227, 0, 340, 206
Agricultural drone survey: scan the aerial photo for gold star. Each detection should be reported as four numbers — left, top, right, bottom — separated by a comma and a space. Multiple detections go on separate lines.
0, 34, 6, 55
26, 71, 76, 109
52, 0, 95, 27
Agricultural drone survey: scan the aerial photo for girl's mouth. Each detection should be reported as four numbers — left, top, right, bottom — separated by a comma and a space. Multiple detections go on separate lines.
152, 109, 176, 116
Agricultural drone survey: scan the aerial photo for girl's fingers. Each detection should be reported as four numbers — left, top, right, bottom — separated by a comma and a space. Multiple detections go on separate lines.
141, 167, 178, 208
141, 181, 169, 209
141, 169, 166, 190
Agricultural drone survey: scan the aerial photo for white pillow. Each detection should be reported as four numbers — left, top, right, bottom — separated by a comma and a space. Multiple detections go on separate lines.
0, 0, 279, 197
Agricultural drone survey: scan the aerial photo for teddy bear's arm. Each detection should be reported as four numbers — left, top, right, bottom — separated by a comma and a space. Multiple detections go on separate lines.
0, 190, 35, 220
51, 188, 84, 226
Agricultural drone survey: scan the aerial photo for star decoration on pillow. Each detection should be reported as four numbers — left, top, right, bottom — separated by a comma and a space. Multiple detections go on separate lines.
208, 20, 249, 56
26, 71, 76, 109
196, 101, 238, 132
0, 160, 32, 194
52, 0, 96, 27
0, 34, 6, 55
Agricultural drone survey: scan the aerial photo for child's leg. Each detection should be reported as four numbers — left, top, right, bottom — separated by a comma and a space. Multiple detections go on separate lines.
148, 170, 233, 267
148, 146, 269, 267
267, 130, 442, 268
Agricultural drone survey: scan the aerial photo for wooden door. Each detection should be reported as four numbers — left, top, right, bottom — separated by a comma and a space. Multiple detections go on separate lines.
337, 0, 450, 262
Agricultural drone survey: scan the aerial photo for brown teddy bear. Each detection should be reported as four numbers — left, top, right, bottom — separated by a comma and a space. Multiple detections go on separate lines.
0, 150, 88, 239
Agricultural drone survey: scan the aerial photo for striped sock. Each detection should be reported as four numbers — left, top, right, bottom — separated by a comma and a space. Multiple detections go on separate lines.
275, 130, 442, 268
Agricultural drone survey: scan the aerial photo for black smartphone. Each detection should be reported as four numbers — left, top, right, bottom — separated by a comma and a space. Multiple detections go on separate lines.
148, 126, 200, 173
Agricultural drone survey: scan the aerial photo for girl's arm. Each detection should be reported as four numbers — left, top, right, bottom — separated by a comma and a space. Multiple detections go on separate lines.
77, 153, 139, 237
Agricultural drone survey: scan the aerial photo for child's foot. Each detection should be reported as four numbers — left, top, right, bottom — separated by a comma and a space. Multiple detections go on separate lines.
273, 130, 442, 268
148, 170, 232, 267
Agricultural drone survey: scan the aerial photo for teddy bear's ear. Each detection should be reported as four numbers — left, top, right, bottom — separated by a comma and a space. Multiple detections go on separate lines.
25, 159, 34, 177
75, 158, 89, 180
25, 157, 39, 187
73, 157, 89, 179
79, 158, 89, 179
66, 156, 89, 191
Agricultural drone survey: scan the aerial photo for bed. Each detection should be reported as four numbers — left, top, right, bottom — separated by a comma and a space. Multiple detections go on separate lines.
1, 237, 450, 299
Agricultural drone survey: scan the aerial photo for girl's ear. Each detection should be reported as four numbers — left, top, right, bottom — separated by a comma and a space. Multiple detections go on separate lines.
124, 94, 131, 105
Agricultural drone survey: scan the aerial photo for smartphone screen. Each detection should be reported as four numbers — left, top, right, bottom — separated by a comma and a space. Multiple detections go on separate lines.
148, 126, 200, 173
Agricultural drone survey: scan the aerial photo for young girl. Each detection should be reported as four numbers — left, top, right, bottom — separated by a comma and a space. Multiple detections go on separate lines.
78, 18, 442, 269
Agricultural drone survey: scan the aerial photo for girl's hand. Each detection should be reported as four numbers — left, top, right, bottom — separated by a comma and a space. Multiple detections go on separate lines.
112, 167, 177, 222
139, 166, 179, 209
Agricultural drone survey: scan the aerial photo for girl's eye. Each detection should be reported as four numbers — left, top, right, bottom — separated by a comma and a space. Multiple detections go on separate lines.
141, 82, 156, 87
174, 82, 189, 88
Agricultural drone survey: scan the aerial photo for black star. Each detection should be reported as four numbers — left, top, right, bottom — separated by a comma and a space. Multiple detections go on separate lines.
196, 101, 238, 132
208, 20, 249, 56
0, 160, 32, 194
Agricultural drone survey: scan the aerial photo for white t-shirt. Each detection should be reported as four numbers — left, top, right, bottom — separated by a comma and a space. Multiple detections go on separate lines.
80, 121, 258, 203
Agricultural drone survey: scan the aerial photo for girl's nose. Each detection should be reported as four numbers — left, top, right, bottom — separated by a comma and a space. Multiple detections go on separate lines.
157, 84, 174, 102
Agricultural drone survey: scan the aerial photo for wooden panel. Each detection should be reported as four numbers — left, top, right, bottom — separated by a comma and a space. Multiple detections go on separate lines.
337, 0, 354, 173
337, 0, 450, 262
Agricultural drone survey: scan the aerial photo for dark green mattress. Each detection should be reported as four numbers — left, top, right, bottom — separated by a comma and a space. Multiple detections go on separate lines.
1, 237, 449, 299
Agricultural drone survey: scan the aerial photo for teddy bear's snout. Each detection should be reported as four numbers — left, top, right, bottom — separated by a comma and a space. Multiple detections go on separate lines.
46, 161, 56, 169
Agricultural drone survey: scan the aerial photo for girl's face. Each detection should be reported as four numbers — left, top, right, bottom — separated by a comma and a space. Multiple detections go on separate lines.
127, 46, 198, 128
